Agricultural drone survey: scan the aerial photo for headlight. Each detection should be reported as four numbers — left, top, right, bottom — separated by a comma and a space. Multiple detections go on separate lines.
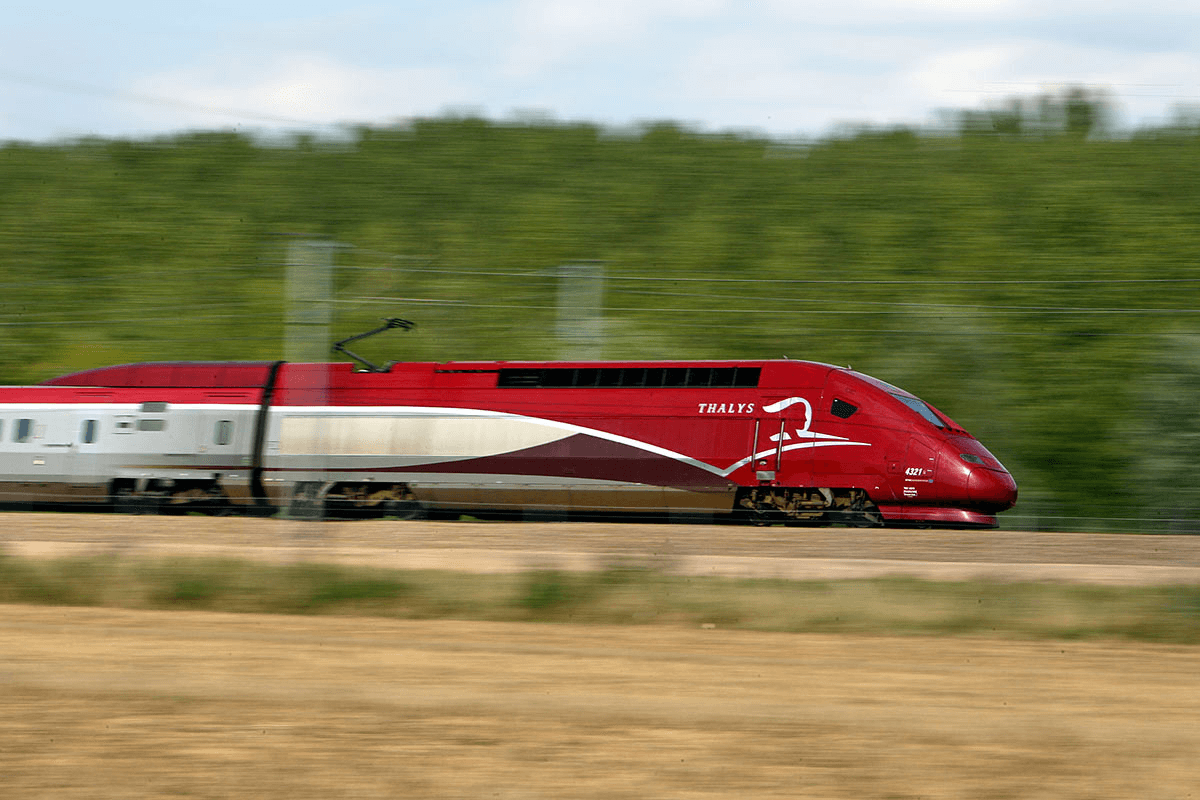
959, 453, 985, 465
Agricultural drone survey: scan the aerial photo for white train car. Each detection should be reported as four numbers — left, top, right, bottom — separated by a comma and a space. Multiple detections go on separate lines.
3, 364, 272, 512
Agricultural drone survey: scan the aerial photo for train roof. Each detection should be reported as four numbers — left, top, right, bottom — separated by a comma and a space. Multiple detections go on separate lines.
37, 358, 849, 391
41, 362, 281, 388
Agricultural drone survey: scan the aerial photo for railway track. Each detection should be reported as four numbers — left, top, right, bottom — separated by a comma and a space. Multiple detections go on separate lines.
4, 513, 1200, 585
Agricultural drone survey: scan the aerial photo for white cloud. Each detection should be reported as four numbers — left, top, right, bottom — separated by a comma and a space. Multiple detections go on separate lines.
762, 0, 1027, 25
905, 40, 1200, 128
909, 42, 1041, 97
129, 53, 474, 131
500, 0, 728, 77
5, 0, 1195, 142
1105, 52, 1200, 126
662, 24, 946, 134
666, 3, 1200, 137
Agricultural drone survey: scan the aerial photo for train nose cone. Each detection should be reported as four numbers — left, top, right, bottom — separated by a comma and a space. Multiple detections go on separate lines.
967, 468, 1018, 511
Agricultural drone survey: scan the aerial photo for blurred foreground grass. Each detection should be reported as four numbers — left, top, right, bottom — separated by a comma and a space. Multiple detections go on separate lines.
2, 552, 1199, 643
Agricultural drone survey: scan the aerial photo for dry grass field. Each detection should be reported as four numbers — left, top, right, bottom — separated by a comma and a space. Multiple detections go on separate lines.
2, 513, 1200, 798
4, 605, 1200, 799
6, 512, 1200, 583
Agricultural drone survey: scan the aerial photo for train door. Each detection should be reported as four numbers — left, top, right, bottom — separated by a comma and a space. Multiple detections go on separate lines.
751, 416, 786, 482
901, 437, 938, 501
71, 410, 107, 501
751, 398, 814, 486
192, 411, 218, 458
191, 410, 249, 502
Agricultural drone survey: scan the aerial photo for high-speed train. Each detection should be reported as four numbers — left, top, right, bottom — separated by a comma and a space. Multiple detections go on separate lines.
0, 347, 1016, 526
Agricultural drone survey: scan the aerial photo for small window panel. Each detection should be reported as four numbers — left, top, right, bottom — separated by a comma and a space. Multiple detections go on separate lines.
662, 368, 688, 387
137, 419, 166, 432
831, 399, 858, 419
574, 368, 601, 387
81, 419, 98, 444
14, 418, 33, 443
892, 394, 945, 428
215, 420, 233, 446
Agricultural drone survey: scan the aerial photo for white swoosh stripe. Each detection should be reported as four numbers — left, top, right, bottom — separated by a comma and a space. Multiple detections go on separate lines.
274, 405, 870, 480
277, 405, 727, 476
721, 439, 872, 475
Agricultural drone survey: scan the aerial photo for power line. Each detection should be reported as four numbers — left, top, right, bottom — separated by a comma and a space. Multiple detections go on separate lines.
6, 293, 1200, 328
336, 295, 1200, 317
340, 261, 1200, 286
0, 69, 322, 127
608, 286, 1200, 314
0, 312, 264, 327
0, 301, 256, 323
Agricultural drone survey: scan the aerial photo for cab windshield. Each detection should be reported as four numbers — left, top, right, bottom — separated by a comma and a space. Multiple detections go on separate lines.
891, 394, 945, 428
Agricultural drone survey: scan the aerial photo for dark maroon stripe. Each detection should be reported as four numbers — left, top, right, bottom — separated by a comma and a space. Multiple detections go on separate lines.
375, 434, 731, 490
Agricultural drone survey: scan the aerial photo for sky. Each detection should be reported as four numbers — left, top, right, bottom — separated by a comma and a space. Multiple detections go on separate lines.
2, 0, 1198, 143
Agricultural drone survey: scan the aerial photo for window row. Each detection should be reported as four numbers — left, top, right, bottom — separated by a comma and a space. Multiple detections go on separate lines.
498, 366, 762, 389
114, 418, 168, 433
2, 418, 235, 445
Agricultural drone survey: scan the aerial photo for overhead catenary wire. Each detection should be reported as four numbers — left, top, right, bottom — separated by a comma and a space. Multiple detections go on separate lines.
340, 260, 1200, 286
0, 69, 324, 127
6, 304, 1200, 333
332, 295, 1200, 316
6, 287, 1198, 319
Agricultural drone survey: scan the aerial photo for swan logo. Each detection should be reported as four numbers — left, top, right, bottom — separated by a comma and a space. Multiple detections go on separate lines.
762, 397, 809, 414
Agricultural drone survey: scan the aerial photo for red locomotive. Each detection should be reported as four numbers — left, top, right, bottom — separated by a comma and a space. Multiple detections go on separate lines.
2, 324, 1016, 527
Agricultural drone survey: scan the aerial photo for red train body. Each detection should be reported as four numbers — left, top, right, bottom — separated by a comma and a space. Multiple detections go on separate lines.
2, 357, 1016, 527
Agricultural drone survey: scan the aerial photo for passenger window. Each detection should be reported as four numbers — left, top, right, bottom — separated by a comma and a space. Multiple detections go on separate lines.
137, 419, 166, 432
14, 418, 33, 443
662, 368, 687, 387
215, 420, 233, 445
598, 369, 623, 388
709, 367, 736, 387
81, 419, 98, 444
573, 368, 601, 387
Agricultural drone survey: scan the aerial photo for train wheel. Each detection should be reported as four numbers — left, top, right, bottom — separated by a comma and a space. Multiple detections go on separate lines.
288, 499, 322, 520
209, 499, 235, 517
113, 488, 136, 514
119, 494, 162, 515
747, 506, 774, 526
381, 498, 424, 520
114, 487, 162, 515
845, 490, 884, 528
287, 484, 324, 520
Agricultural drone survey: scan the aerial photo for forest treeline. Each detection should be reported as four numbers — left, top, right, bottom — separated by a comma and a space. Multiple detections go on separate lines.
2, 90, 1199, 531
